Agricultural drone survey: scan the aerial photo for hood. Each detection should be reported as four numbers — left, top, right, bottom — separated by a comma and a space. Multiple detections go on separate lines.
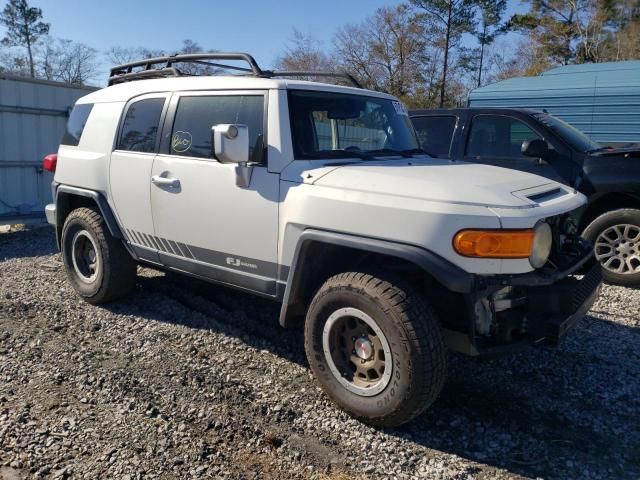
590, 147, 640, 158
305, 158, 572, 209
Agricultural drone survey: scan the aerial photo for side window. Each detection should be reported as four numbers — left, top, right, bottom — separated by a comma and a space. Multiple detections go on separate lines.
117, 97, 165, 153
171, 95, 264, 161
411, 115, 456, 156
61, 103, 93, 146
466, 115, 541, 159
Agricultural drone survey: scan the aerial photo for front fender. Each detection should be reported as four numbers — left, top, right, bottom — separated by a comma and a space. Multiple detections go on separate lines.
278, 229, 474, 327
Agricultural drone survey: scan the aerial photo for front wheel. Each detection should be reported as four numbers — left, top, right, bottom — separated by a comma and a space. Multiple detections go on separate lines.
304, 271, 447, 427
583, 208, 640, 287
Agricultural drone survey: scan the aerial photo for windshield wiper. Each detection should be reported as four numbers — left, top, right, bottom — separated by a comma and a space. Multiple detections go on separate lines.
401, 148, 434, 157
366, 148, 413, 158
303, 149, 378, 160
586, 146, 611, 154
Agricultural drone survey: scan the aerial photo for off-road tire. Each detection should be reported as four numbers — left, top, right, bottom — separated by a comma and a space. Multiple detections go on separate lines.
304, 271, 447, 427
583, 208, 640, 287
61, 207, 137, 304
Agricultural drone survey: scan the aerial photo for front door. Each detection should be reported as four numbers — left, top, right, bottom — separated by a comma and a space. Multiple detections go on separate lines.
150, 91, 280, 296
463, 114, 565, 183
109, 93, 168, 262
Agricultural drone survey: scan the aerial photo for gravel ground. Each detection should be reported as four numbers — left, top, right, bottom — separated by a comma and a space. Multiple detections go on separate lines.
0, 226, 639, 480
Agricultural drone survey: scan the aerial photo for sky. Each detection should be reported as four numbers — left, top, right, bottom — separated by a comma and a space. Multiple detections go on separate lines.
13, 0, 528, 86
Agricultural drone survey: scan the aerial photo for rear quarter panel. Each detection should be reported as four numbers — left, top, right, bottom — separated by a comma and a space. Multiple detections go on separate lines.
54, 102, 124, 195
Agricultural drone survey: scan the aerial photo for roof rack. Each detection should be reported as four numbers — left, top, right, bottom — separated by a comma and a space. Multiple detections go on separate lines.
108, 52, 362, 88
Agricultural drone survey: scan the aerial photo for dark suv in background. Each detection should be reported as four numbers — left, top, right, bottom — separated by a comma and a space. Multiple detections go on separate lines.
410, 108, 640, 286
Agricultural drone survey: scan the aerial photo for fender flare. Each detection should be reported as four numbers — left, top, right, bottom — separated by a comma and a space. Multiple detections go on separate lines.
55, 185, 124, 240
279, 229, 474, 327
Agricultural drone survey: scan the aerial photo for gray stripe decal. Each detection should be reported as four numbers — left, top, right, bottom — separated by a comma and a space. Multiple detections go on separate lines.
161, 238, 176, 255
168, 240, 182, 256
142, 233, 154, 249
131, 230, 143, 245
188, 244, 278, 277
125, 229, 285, 280
158, 237, 172, 254
182, 242, 196, 260
148, 235, 161, 251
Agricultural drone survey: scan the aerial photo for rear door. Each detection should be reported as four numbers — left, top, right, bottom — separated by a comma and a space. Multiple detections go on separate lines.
149, 90, 280, 296
109, 93, 169, 262
410, 114, 458, 158
462, 113, 564, 182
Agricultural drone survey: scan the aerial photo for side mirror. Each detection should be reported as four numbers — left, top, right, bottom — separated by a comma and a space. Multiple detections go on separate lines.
521, 138, 550, 161
211, 124, 252, 188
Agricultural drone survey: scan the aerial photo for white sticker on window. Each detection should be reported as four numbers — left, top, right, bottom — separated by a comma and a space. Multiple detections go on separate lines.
392, 101, 408, 116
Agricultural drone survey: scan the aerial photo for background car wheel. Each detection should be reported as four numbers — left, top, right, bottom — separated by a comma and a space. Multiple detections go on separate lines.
583, 208, 640, 287
61, 207, 137, 304
304, 271, 447, 427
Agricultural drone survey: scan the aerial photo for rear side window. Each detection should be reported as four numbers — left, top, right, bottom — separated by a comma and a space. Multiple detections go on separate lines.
61, 103, 93, 146
411, 115, 456, 156
466, 115, 541, 158
117, 97, 165, 153
170, 95, 265, 161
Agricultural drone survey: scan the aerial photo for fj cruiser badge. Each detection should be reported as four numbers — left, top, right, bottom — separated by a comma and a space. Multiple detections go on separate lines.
226, 257, 258, 270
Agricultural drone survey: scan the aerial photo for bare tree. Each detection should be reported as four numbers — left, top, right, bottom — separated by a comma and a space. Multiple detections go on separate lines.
334, 5, 430, 103
39, 38, 98, 85
0, 0, 49, 78
106, 40, 218, 76
274, 29, 334, 73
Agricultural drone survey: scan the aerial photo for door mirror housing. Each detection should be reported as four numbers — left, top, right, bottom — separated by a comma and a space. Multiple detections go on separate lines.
521, 138, 550, 160
211, 124, 252, 188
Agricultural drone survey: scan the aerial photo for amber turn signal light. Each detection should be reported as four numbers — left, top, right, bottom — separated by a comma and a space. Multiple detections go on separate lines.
453, 229, 535, 258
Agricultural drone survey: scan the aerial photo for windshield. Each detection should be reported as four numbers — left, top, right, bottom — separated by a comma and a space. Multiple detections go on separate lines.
531, 113, 600, 153
288, 90, 419, 159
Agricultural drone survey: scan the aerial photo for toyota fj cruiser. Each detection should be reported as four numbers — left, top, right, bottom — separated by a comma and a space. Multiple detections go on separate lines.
44, 53, 601, 426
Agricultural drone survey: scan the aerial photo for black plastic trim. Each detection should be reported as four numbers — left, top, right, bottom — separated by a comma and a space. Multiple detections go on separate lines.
55, 186, 124, 240
279, 230, 475, 327
158, 251, 278, 298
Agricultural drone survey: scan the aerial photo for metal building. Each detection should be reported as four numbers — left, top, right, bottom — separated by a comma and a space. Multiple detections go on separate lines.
468, 60, 640, 147
0, 74, 96, 224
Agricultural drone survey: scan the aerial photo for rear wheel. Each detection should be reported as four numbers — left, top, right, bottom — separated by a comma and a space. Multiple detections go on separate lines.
304, 271, 447, 427
583, 208, 640, 287
61, 207, 137, 304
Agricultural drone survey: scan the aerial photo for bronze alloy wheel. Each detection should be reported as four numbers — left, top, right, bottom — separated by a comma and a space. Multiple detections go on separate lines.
322, 307, 393, 397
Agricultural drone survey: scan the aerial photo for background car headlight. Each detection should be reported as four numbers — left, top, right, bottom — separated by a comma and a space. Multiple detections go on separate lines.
529, 221, 553, 268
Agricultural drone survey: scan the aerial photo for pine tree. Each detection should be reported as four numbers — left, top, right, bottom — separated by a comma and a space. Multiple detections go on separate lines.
0, 0, 49, 78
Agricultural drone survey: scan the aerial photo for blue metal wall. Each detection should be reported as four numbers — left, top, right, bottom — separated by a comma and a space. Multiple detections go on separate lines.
0, 75, 96, 223
468, 61, 640, 146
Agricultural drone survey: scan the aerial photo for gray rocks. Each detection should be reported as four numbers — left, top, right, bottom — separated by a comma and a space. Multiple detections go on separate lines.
0, 227, 639, 479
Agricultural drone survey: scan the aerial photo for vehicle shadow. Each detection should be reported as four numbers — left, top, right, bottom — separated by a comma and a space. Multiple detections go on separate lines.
0, 226, 58, 260
107, 270, 640, 479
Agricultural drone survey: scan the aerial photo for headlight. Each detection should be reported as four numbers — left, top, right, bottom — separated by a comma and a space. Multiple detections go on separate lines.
529, 221, 552, 268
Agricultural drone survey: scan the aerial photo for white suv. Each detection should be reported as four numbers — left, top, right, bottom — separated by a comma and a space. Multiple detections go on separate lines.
44, 53, 601, 426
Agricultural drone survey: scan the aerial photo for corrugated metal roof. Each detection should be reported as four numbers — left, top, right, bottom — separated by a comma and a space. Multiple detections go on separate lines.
468, 61, 640, 146
0, 76, 96, 221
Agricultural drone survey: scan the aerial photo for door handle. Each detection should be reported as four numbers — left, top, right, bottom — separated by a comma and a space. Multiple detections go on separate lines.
151, 175, 180, 188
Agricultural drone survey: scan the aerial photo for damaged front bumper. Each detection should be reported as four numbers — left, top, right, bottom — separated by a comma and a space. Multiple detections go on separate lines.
444, 240, 602, 356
